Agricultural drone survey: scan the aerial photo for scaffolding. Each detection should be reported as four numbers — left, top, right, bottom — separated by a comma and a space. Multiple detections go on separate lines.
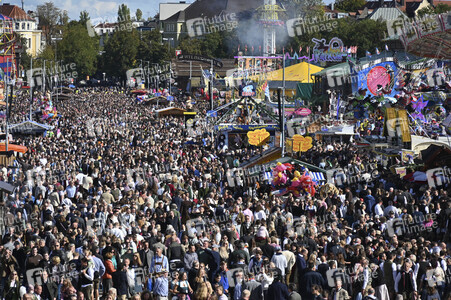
0, 14, 17, 83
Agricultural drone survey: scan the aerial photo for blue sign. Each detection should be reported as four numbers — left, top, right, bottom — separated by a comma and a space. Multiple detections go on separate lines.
242, 85, 256, 97
154, 93, 162, 97
207, 110, 218, 118
167, 96, 174, 101
354, 61, 399, 98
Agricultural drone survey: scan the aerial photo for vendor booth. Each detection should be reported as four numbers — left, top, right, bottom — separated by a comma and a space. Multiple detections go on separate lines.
314, 125, 355, 143
155, 107, 187, 117
215, 124, 279, 150
9, 121, 53, 135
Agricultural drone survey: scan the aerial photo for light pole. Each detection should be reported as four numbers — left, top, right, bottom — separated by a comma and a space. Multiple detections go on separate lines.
29, 56, 33, 120
169, 61, 172, 95
163, 37, 173, 52
273, 53, 286, 157
51, 35, 62, 107
152, 63, 160, 91
144, 61, 150, 90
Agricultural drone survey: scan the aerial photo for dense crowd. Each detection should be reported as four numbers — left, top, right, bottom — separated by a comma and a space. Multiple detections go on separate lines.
0, 87, 449, 300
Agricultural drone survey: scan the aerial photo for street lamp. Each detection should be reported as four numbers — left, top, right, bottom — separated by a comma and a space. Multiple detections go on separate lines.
163, 37, 174, 52
51, 35, 62, 107
144, 61, 150, 89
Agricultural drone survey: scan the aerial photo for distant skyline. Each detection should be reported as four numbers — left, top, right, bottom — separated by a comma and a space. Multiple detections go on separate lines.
18, 0, 335, 21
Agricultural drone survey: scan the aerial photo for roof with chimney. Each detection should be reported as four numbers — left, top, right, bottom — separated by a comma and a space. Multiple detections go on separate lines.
0, 4, 34, 21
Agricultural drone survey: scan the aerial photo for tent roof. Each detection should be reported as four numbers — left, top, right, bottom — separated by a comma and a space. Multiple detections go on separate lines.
311, 62, 351, 77
9, 120, 52, 130
246, 62, 323, 83
155, 107, 187, 116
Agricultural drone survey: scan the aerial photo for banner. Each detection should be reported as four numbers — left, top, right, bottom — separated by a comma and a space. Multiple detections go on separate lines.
247, 129, 270, 146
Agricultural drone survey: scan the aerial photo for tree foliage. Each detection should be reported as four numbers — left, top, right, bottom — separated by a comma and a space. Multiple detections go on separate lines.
417, 3, 451, 18
102, 29, 140, 80
118, 4, 131, 22
79, 10, 90, 27
36, 2, 62, 45
136, 9, 143, 21
288, 18, 386, 58
335, 0, 366, 12
58, 21, 99, 78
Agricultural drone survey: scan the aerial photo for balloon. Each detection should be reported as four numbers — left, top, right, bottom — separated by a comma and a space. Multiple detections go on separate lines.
294, 171, 301, 178
278, 172, 283, 178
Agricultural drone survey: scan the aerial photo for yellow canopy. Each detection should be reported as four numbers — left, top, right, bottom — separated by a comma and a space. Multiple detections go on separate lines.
248, 62, 324, 83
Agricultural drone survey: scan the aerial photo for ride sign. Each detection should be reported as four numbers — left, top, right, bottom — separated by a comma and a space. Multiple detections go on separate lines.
242, 85, 256, 97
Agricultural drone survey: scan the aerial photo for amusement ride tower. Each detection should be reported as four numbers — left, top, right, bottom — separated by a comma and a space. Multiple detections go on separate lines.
257, 0, 285, 56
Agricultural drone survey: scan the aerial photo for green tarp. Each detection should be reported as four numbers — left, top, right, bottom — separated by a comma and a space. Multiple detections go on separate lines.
296, 83, 313, 100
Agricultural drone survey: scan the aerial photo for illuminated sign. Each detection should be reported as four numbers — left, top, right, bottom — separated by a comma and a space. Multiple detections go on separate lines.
242, 85, 256, 97
311, 37, 348, 63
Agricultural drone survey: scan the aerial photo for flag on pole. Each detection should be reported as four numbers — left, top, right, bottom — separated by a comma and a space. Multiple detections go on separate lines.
299, 46, 302, 53
347, 47, 352, 54
366, 50, 372, 57
238, 45, 240, 51
385, 44, 389, 51
376, 48, 380, 55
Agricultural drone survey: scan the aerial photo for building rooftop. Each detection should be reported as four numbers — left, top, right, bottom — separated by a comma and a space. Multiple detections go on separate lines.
368, 7, 407, 21
0, 4, 34, 21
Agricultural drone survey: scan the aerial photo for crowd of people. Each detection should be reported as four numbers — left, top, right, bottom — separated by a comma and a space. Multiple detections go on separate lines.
0, 87, 449, 300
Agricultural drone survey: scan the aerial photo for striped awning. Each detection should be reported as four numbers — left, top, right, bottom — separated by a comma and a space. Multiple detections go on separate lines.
310, 172, 326, 182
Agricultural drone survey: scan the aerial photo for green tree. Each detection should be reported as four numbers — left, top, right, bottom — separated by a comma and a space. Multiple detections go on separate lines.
58, 21, 99, 79
79, 10, 90, 27
59, 10, 69, 26
137, 30, 171, 64
103, 28, 140, 81
136, 9, 143, 21
18, 37, 31, 71
417, 3, 451, 18
118, 4, 131, 22
288, 17, 386, 59
37, 2, 62, 45
335, 0, 366, 12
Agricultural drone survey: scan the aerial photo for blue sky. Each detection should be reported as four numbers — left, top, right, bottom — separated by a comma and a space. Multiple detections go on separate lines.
21, 0, 335, 21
